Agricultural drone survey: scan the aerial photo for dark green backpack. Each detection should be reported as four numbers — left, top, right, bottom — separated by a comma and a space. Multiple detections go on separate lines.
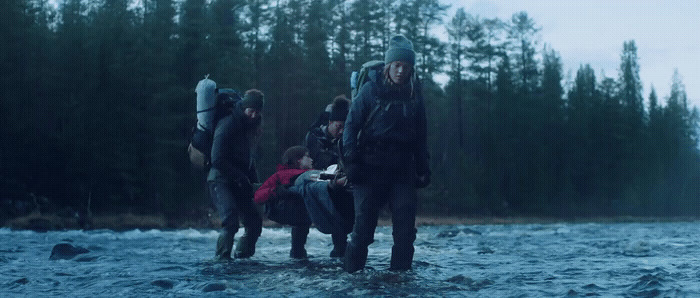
350, 60, 384, 98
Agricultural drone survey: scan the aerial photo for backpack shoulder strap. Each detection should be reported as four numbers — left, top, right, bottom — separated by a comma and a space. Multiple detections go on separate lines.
356, 94, 382, 148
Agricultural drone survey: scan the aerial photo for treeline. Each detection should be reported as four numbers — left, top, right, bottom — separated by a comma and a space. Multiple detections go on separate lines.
1, 0, 698, 222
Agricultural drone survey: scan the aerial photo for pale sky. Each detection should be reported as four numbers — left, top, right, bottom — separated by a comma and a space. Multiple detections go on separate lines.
440, 0, 700, 109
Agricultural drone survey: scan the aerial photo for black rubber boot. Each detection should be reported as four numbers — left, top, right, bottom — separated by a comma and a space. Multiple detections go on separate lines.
343, 242, 368, 273
388, 245, 414, 271
234, 231, 258, 259
329, 233, 347, 258
290, 226, 309, 259
215, 230, 234, 261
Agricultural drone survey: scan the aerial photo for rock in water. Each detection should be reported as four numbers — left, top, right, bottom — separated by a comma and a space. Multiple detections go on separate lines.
49, 243, 90, 260
202, 283, 227, 292
151, 279, 175, 289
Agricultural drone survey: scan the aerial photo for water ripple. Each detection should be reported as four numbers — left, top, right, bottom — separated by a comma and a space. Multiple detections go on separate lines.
2, 222, 700, 296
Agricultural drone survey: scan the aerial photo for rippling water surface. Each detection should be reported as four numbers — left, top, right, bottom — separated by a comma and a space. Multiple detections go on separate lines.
2, 221, 700, 296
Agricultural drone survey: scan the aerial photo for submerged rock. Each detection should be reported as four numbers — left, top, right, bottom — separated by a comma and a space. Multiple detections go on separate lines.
202, 283, 227, 292
462, 228, 482, 235
446, 274, 473, 284
75, 256, 99, 262
49, 243, 89, 260
437, 227, 482, 238
437, 229, 460, 238
445, 275, 494, 291
151, 279, 175, 289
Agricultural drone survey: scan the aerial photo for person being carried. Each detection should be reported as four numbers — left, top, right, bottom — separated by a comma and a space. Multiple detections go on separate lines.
209, 89, 265, 261
254, 146, 353, 259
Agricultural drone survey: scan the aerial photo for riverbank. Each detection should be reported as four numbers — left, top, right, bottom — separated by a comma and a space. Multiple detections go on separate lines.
3, 212, 699, 231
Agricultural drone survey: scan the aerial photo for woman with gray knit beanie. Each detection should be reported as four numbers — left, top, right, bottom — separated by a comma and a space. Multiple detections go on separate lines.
341, 35, 431, 272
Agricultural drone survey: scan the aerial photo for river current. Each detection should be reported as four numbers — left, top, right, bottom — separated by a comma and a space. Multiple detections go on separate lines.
2, 221, 699, 296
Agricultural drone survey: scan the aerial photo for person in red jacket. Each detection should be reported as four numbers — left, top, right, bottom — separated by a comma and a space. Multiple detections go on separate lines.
255, 146, 352, 259
254, 147, 313, 205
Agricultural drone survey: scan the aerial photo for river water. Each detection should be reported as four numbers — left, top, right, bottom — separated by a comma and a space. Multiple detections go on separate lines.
2, 221, 699, 296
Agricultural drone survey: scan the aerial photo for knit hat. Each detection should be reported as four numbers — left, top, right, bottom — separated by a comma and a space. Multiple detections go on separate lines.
385, 35, 415, 65
329, 95, 350, 122
282, 146, 309, 167
240, 89, 264, 110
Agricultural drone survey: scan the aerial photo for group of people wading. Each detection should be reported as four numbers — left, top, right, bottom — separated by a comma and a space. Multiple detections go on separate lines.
204, 35, 430, 273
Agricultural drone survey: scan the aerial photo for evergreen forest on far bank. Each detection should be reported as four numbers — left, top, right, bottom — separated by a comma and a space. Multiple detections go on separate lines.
1, 0, 698, 225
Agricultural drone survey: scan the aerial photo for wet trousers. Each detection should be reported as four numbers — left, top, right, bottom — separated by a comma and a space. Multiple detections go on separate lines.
209, 181, 262, 258
344, 182, 417, 272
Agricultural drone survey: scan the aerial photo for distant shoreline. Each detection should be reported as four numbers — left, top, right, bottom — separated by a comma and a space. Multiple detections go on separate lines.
3, 212, 699, 231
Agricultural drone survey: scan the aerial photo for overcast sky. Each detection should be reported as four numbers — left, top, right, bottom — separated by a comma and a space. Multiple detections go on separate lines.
440, 0, 700, 109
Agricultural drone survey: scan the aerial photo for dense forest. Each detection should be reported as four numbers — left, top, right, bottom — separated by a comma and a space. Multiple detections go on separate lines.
1, 0, 698, 224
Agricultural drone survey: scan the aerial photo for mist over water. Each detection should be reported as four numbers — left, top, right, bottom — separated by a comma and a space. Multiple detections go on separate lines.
2, 222, 700, 296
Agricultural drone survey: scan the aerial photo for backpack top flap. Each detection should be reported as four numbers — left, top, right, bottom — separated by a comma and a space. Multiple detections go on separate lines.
351, 60, 384, 98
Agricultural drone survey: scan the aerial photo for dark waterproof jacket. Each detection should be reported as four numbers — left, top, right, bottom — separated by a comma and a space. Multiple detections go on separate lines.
207, 102, 260, 185
342, 79, 430, 183
305, 126, 340, 170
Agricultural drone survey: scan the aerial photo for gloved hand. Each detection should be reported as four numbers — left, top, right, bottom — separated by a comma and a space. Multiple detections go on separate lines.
415, 173, 431, 189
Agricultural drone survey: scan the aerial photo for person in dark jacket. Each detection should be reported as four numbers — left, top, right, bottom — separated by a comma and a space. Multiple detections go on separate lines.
305, 95, 350, 170
255, 146, 352, 259
209, 89, 265, 261
342, 35, 430, 272
304, 95, 354, 257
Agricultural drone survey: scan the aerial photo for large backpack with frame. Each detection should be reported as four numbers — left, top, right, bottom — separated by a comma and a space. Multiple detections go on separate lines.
187, 75, 242, 169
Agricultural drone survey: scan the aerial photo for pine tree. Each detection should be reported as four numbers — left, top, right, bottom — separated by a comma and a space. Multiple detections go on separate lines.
328, 0, 351, 95
304, 0, 333, 110
56, 0, 96, 209
176, 0, 207, 86
507, 11, 539, 95
414, 0, 449, 82
446, 8, 468, 149
246, 0, 270, 88
348, 0, 384, 66
265, 1, 306, 156
565, 65, 598, 213
617, 40, 647, 209
208, 0, 249, 87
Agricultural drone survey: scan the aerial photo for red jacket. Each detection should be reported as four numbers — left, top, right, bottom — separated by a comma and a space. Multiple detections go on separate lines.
254, 164, 309, 204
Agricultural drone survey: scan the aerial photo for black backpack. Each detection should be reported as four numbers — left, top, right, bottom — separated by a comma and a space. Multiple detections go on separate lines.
187, 76, 242, 169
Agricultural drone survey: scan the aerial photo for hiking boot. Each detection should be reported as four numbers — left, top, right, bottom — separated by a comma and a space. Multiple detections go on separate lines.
215, 230, 234, 261
329, 233, 347, 258
290, 226, 309, 259
233, 232, 257, 259
343, 243, 368, 273
290, 247, 308, 259
388, 245, 414, 271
